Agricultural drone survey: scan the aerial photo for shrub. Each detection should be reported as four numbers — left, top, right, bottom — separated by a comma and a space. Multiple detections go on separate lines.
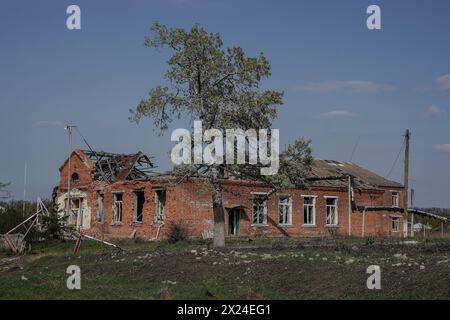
365, 236, 375, 246
167, 223, 188, 244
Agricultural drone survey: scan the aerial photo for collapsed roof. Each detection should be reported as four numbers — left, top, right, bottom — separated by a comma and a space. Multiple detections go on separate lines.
82, 150, 154, 183
307, 160, 403, 190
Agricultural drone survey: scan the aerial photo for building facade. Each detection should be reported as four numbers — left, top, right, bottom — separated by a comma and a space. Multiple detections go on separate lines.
55, 150, 407, 240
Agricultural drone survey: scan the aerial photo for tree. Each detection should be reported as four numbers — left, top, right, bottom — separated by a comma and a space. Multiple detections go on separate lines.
130, 23, 313, 247
0, 181, 10, 199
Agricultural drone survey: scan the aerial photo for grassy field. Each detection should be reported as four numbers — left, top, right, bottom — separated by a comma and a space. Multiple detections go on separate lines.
0, 237, 449, 300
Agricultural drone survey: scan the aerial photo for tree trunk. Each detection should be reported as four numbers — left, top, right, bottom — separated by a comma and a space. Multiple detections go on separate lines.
211, 166, 225, 247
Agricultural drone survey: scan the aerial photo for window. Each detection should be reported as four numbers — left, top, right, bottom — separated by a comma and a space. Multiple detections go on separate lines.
391, 191, 399, 207
134, 190, 145, 223
155, 189, 166, 223
71, 172, 79, 183
303, 196, 316, 225
325, 197, 338, 226
97, 192, 104, 223
113, 193, 123, 224
252, 193, 267, 225
278, 195, 292, 225
391, 217, 400, 232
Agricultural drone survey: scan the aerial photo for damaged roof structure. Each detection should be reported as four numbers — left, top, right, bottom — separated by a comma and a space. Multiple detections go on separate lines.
307, 159, 403, 190
54, 149, 448, 241
82, 150, 155, 183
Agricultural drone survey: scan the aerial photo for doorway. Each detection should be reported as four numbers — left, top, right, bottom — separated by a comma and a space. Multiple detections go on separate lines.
228, 209, 241, 236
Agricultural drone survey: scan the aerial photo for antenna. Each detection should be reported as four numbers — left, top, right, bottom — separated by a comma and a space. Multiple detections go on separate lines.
22, 161, 27, 217
64, 124, 77, 230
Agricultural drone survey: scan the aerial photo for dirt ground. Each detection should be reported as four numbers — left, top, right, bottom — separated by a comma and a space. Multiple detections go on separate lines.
0, 237, 449, 300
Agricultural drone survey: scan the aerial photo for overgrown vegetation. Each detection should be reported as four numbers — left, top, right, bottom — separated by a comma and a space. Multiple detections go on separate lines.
0, 200, 68, 247
1, 237, 450, 300
167, 222, 189, 244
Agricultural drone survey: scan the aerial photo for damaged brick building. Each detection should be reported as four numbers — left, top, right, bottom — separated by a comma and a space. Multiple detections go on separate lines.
54, 149, 407, 240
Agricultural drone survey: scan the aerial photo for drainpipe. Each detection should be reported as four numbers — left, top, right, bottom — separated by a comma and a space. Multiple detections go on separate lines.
348, 175, 352, 237
362, 209, 366, 237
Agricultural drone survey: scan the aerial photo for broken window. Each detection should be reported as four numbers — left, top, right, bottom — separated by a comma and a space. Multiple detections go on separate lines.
71, 172, 79, 183
98, 192, 105, 223
391, 191, 399, 207
325, 197, 338, 226
134, 190, 145, 223
155, 189, 166, 223
303, 196, 316, 225
252, 194, 267, 225
113, 193, 123, 224
391, 217, 400, 232
278, 195, 292, 225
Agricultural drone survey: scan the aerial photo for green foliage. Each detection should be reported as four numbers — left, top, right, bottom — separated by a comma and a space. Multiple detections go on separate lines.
0, 201, 36, 234
0, 200, 68, 242
129, 22, 312, 186
129, 23, 313, 246
365, 236, 376, 246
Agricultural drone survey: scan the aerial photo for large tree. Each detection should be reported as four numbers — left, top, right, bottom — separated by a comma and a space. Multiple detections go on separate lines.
130, 23, 313, 247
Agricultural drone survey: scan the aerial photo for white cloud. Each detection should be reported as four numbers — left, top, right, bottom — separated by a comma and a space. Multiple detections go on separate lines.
33, 120, 65, 128
436, 74, 450, 91
434, 144, 450, 153
426, 105, 444, 116
319, 110, 358, 119
299, 80, 396, 93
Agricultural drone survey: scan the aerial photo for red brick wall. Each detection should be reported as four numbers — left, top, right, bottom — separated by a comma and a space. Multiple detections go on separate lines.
57, 152, 406, 240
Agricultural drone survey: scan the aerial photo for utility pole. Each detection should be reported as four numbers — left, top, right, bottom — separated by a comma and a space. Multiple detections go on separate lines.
65, 125, 76, 226
403, 129, 411, 237
22, 161, 27, 217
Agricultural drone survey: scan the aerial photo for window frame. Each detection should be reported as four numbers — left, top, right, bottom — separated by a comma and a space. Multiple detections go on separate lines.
278, 195, 292, 226
251, 192, 268, 226
391, 216, 400, 232
113, 192, 123, 225
154, 189, 166, 224
325, 196, 339, 226
302, 195, 317, 226
391, 191, 399, 208
133, 190, 145, 224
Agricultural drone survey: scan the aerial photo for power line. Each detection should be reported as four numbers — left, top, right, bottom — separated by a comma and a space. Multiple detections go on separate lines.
349, 136, 361, 162
386, 137, 405, 178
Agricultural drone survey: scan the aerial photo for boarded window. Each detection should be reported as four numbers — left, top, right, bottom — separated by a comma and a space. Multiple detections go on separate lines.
252, 194, 267, 225
155, 190, 166, 223
326, 197, 338, 226
278, 195, 292, 225
113, 193, 123, 224
303, 196, 315, 225
134, 190, 145, 223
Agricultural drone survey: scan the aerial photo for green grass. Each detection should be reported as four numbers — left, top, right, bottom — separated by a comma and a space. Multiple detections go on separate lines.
1, 238, 450, 300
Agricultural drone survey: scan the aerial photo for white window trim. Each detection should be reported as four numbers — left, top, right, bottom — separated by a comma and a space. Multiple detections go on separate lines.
278, 195, 292, 226
390, 191, 399, 208
251, 192, 268, 226
302, 195, 316, 226
154, 189, 166, 224
391, 216, 400, 232
112, 192, 123, 225
325, 196, 339, 226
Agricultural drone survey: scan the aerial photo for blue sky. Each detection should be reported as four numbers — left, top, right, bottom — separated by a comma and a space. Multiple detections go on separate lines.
1, 0, 449, 207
